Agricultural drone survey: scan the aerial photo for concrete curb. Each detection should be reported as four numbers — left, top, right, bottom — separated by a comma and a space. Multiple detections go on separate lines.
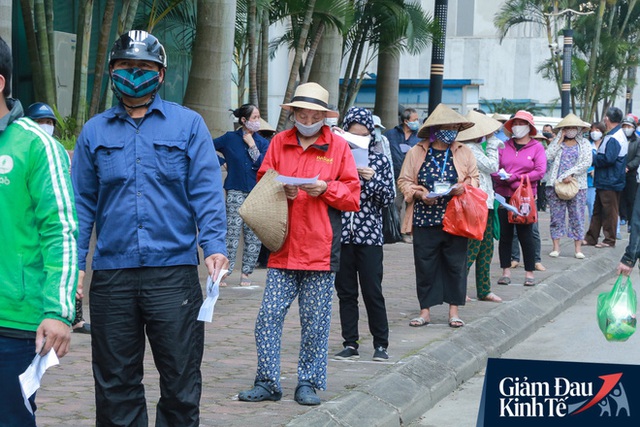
286, 246, 623, 427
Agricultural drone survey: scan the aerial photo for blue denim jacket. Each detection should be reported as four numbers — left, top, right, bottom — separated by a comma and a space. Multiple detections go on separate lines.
72, 96, 227, 270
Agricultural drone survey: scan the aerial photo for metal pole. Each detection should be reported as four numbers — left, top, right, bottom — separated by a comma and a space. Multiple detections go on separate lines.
428, 0, 448, 115
561, 25, 573, 117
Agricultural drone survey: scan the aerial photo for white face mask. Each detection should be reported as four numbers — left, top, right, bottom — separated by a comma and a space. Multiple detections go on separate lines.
623, 127, 634, 137
244, 119, 261, 133
325, 117, 338, 127
511, 125, 530, 139
39, 124, 55, 136
563, 129, 579, 139
590, 131, 603, 141
295, 119, 324, 137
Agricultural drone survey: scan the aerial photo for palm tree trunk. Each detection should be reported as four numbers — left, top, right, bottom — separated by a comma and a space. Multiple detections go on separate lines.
583, 0, 606, 122
374, 48, 400, 129
102, 0, 139, 111
71, 0, 94, 127
119, 0, 140, 33
258, 7, 269, 120
341, 23, 369, 118
300, 21, 325, 84
276, 0, 317, 131
308, 24, 342, 110
33, 0, 55, 106
184, 0, 237, 137
89, 0, 116, 117
20, 0, 43, 101
45, 0, 55, 101
248, 0, 258, 106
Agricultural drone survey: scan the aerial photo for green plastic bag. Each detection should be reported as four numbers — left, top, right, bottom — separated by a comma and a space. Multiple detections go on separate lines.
597, 274, 638, 342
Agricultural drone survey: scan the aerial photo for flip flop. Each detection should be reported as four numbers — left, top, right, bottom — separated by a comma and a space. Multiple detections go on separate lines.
449, 317, 465, 328
240, 277, 252, 286
409, 317, 430, 327
497, 276, 511, 285
595, 242, 612, 248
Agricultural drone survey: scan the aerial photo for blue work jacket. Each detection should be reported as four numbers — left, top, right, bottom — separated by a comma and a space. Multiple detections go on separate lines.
72, 96, 227, 270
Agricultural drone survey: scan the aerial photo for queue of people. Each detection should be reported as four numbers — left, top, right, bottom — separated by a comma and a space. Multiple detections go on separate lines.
5, 28, 640, 426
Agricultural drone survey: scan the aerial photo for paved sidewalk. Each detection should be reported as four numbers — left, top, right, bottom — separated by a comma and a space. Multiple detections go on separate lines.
35, 211, 626, 426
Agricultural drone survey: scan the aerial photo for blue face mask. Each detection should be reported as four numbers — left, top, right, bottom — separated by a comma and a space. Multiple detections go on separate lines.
111, 68, 160, 99
406, 120, 420, 131
435, 129, 458, 145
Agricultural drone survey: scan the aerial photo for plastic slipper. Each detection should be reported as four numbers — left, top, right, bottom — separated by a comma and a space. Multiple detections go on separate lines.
548, 250, 560, 258
497, 276, 511, 285
294, 381, 321, 406
238, 381, 282, 402
449, 317, 465, 328
595, 242, 612, 248
575, 252, 585, 259
409, 317, 430, 327
479, 292, 502, 303
240, 277, 252, 286
524, 277, 536, 286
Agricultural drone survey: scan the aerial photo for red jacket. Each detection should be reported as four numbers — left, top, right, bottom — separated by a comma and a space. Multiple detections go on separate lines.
257, 126, 360, 271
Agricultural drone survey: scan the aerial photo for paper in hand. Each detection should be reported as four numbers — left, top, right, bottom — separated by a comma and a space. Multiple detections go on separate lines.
494, 193, 520, 215
198, 269, 228, 323
19, 350, 59, 414
351, 148, 369, 167
338, 131, 370, 150
275, 174, 320, 186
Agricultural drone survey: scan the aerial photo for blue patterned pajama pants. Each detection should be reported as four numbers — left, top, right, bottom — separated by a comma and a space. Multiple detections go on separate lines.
253, 268, 336, 393
226, 190, 262, 275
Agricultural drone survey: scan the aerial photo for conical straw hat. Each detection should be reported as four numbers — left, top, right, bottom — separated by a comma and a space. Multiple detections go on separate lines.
457, 110, 503, 141
556, 113, 589, 129
239, 169, 289, 252
417, 104, 474, 138
491, 113, 509, 122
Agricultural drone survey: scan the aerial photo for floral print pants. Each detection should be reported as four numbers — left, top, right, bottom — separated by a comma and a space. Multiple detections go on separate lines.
546, 187, 587, 240
226, 190, 261, 275
253, 268, 335, 393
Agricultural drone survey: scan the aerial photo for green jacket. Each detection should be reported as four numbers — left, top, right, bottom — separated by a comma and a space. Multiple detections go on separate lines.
0, 99, 78, 334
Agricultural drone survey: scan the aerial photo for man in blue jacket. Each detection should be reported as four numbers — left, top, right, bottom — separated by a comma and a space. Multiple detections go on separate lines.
72, 31, 228, 427
584, 107, 628, 248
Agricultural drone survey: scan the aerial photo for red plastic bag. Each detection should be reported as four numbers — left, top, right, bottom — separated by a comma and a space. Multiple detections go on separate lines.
442, 185, 488, 240
508, 175, 537, 225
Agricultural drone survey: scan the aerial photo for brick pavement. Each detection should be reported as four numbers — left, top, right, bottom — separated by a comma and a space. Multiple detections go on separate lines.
34, 211, 625, 426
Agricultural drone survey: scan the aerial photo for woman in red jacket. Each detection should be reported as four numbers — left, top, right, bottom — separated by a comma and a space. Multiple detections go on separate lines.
238, 83, 360, 406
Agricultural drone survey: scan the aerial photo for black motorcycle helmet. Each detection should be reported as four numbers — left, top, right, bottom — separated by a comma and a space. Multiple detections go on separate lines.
109, 30, 167, 69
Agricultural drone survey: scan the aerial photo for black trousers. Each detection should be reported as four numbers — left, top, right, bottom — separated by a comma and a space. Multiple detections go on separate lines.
498, 207, 536, 271
413, 226, 468, 309
620, 172, 638, 225
90, 266, 204, 427
335, 244, 389, 349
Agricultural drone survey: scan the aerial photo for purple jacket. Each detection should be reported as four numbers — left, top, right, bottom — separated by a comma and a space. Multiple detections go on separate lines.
491, 138, 547, 198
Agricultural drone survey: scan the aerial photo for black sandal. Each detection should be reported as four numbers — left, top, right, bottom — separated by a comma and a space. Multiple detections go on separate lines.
238, 381, 282, 402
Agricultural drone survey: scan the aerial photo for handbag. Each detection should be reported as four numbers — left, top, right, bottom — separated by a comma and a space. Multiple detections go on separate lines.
597, 274, 637, 342
508, 175, 537, 224
554, 177, 579, 200
442, 185, 489, 240
382, 206, 403, 244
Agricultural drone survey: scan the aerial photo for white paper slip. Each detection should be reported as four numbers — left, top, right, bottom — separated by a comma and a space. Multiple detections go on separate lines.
494, 193, 521, 215
336, 130, 370, 150
198, 269, 228, 323
426, 187, 453, 198
275, 174, 320, 186
351, 148, 369, 168
19, 350, 60, 414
